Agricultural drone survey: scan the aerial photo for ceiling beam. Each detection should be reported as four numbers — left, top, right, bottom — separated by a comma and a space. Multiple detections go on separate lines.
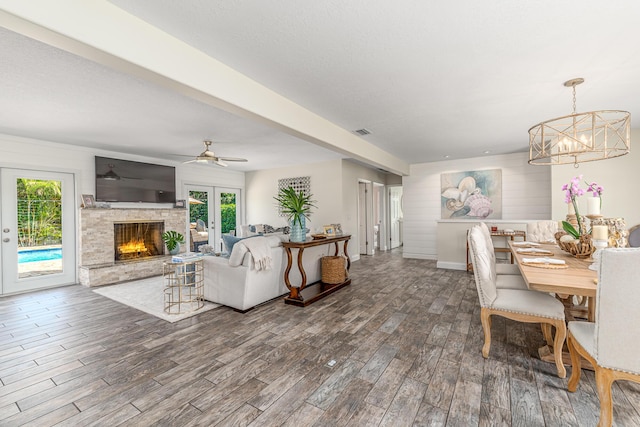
0, 0, 410, 175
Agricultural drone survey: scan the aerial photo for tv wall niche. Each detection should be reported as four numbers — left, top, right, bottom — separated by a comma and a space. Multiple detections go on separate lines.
95, 156, 176, 203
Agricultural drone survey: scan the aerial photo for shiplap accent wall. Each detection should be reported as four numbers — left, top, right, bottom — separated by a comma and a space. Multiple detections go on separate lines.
402, 152, 551, 259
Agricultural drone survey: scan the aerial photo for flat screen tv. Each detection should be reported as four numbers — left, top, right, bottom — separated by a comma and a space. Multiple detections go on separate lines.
95, 156, 176, 203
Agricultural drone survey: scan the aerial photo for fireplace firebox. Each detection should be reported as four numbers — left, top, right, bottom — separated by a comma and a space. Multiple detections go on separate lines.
114, 221, 164, 262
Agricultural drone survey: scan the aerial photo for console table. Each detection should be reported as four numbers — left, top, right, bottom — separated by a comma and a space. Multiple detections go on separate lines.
282, 234, 351, 307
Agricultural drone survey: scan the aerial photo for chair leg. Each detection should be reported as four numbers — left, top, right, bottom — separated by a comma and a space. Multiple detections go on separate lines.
480, 308, 492, 358
595, 368, 615, 427
541, 323, 553, 347
567, 332, 582, 392
551, 319, 567, 378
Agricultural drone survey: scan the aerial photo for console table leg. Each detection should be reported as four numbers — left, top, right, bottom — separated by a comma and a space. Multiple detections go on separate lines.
296, 247, 307, 293
343, 240, 351, 270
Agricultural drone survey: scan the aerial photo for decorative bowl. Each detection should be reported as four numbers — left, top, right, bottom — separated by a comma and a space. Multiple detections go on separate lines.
554, 231, 594, 259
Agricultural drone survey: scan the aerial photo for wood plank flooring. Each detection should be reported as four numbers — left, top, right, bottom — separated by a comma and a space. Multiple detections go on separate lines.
1, 250, 639, 426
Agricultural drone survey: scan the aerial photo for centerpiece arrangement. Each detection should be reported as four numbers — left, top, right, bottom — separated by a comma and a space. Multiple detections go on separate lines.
274, 186, 316, 242
555, 175, 603, 258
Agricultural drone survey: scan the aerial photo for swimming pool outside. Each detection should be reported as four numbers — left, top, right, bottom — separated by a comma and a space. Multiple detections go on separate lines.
18, 247, 62, 264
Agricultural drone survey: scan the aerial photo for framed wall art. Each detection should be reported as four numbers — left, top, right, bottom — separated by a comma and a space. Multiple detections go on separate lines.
440, 169, 502, 219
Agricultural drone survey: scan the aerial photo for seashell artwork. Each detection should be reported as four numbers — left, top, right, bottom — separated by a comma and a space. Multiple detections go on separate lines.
440, 169, 501, 219
464, 194, 493, 218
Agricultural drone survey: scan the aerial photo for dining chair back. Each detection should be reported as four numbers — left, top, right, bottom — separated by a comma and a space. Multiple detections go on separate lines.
468, 225, 567, 378
627, 224, 640, 247
526, 220, 558, 243
568, 247, 640, 426
480, 222, 526, 276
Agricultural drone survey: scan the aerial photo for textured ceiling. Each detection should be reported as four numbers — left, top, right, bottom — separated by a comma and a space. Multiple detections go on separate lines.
1, 0, 639, 172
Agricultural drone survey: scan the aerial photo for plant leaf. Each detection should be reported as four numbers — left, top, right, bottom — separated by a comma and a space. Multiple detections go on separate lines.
562, 221, 580, 239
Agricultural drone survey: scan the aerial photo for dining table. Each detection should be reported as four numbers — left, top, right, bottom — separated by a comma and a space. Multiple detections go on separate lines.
509, 240, 598, 368
509, 240, 598, 319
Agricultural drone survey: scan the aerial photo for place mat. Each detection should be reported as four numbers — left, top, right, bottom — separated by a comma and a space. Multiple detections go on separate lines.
517, 250, 554, 256
522, 262, 568, 269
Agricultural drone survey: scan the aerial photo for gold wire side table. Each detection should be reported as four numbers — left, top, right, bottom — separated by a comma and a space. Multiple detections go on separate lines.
163, 258, 204, 314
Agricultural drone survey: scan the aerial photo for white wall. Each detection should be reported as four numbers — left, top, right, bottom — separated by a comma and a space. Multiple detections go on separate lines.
551, 128, 640, 231
245, 159, 343, 234
245, 159, 390, 260
403, 152, 551, 259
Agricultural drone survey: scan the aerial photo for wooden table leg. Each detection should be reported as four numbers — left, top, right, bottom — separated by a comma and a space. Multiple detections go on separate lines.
343, 240, 351, 270
283, 247, 301, 301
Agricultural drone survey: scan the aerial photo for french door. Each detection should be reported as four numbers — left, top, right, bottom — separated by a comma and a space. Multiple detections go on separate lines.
1, 168, 76, 294
187, 185, 241, 253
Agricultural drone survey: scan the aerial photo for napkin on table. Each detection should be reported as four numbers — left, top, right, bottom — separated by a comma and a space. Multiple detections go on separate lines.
522, 257, 565, 265
512, 241, 541, 247
516, 248, 551, 253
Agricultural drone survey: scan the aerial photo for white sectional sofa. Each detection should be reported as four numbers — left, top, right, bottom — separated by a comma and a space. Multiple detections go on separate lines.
201, 234, 330, 311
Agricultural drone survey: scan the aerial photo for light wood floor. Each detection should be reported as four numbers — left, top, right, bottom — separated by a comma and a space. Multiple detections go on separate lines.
1, 250, 639, 426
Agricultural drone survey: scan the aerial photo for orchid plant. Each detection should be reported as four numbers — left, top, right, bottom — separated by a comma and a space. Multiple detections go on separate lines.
562, 175, 586, 239
586, 181, 604, 211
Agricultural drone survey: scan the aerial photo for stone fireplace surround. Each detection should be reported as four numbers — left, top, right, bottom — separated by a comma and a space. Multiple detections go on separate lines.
79, 208, 187, 287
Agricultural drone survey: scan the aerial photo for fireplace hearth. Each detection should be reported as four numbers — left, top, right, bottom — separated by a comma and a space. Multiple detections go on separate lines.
114, 221, 164, 262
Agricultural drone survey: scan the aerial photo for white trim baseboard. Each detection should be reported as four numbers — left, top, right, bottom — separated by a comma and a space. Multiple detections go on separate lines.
436, 261, 467, 271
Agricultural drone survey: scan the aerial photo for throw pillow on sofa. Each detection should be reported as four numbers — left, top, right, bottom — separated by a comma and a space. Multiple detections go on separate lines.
221, 234, 253, 255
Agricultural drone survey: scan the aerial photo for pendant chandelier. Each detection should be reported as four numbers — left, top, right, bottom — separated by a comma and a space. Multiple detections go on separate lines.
528, 78, 630, 167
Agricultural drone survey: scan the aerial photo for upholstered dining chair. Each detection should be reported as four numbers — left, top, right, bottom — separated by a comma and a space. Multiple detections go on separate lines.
627, 224, 640, 247
567, 248, 640, 427
477, 222, 527, 288
467, 225, 567, 378
526, 220, 558, 243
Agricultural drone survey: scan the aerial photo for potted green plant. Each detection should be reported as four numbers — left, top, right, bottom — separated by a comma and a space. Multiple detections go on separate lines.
162, 230, 185, 255
274, 186, 316, 242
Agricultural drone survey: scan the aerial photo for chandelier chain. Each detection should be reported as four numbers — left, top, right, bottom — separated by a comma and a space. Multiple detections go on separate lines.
572, 85, 577, 114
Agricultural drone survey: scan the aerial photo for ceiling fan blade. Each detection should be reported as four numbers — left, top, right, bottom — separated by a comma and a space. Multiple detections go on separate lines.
177, 140, 247, 166
217, 156, 248, 162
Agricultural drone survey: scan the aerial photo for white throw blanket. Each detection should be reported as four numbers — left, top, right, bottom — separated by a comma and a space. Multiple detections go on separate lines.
240, 236, 273, 271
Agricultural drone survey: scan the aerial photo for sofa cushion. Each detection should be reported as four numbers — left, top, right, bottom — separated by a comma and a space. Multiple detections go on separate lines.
222, 234, 253, 254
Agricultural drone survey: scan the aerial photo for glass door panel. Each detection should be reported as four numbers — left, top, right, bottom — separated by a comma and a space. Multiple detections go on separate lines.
215, 187, 241, 252
186, 186, 241, 254
188, 187, 213, 252
1, 169, 76, 294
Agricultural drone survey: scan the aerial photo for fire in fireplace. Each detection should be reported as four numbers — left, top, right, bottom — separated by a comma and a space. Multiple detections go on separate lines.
114, 221, 164, 261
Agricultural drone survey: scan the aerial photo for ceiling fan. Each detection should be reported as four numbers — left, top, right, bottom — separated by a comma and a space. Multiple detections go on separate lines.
96, 164, 140, 181
183, 140, 248, 167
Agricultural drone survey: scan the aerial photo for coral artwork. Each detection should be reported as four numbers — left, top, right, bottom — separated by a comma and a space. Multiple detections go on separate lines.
440, 169, 502, 219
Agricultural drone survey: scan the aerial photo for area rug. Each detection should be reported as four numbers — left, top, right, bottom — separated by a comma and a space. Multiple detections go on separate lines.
93, 276, 220, 323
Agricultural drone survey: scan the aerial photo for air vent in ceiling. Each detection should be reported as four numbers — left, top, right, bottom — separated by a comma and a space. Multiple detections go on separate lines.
352, 128, 371, 136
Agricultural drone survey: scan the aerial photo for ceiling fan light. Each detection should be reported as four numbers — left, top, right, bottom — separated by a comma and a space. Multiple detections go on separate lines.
100, 169, 120, 180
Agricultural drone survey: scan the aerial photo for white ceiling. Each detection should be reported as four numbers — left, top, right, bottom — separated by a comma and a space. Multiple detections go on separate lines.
1, 0, 639, 173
